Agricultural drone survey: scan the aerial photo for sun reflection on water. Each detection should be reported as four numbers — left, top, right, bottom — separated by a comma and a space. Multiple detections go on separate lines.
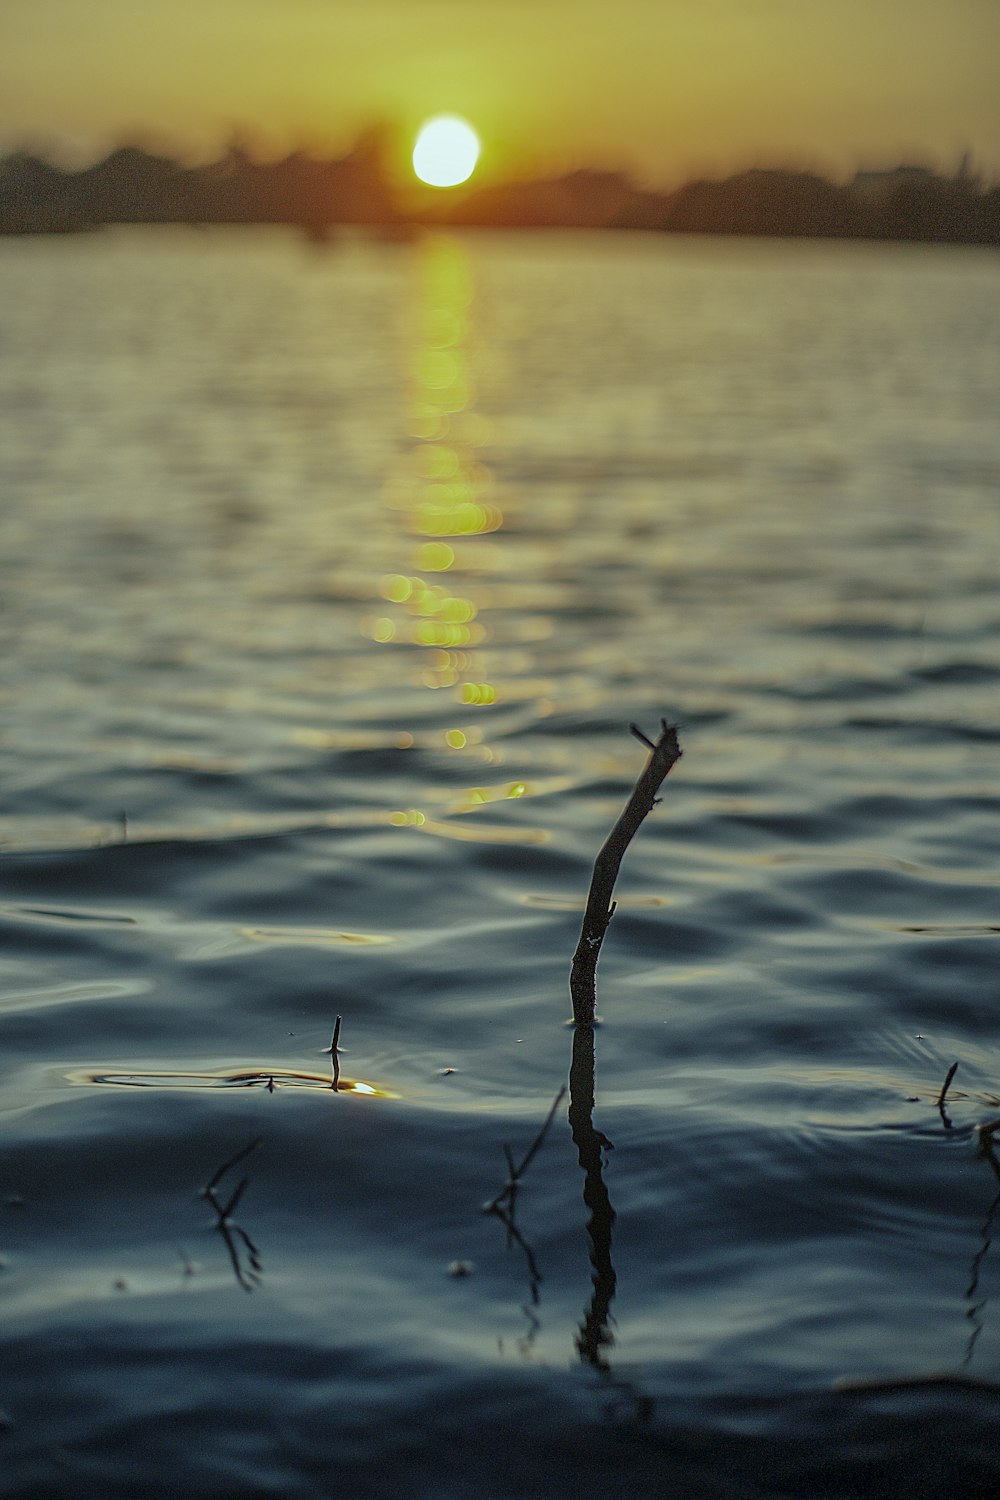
364, 236, 512, 790
357, 236, 570, 846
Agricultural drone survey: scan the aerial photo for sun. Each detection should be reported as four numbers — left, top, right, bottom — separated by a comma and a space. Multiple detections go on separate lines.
412, 116, 480, 188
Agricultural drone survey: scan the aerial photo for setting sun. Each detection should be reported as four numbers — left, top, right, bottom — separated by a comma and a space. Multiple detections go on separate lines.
412, 116, 480, 188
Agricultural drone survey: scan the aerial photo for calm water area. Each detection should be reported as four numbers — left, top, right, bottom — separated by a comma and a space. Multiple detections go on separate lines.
2, 225, 1000, 1497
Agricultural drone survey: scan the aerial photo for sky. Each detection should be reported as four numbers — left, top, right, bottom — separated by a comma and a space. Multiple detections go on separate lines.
4, 0, 998, 186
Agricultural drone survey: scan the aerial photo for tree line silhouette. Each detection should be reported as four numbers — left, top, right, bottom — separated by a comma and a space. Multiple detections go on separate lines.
2, 133, 997, 245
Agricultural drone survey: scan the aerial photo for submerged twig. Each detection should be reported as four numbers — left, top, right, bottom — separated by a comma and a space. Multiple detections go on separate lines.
569, 1023, 617, 1367
937, 1060, 960, 1129
570, 721, 682, 1027
567, 984, 653, 1419
937, 1061, 960, 1110
484, 1086, 566, 1217
484, 1087, 566, 1315
203, 1135, 263, 1204
202, 1137, 264, 1293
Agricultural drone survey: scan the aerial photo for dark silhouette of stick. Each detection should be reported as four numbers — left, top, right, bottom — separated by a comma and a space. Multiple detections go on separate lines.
570, 721, 682, 1027
569, 1023, 616, 1367
323, 1016, 343, 1090
937, 1061, 959, 1109
937, 1060, 960, 1129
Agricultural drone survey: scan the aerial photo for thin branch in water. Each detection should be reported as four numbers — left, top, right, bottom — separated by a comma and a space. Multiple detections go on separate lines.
323, 1015, 343, 1090
484, 1086, 566, 1216
628, 724, 656, 751
202, 1135, 263, 1203
512, 1086, 566, 1182
570, 721, 682, 1028
496, 1206, 545, 1307
569, 1022, 617, 1369
937, 1060, 960, 1128
202, 1137, 264, 1293
218, 1176, 250, 1222
484, 1089, 565, 1319
937, 1061, 959, 1109
216, 1217, 263, 1294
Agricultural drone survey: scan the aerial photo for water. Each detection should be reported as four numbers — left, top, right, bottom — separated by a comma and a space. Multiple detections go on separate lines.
2, 225, 1000, 1497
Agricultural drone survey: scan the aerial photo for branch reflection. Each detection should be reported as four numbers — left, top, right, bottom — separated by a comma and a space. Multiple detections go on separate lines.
569, 1024, 654, 1420
965, 1128, 1000, 1366
201, 1135, 264, 1294
568, 1024, 617, 1368
485, 1087, 565, 1351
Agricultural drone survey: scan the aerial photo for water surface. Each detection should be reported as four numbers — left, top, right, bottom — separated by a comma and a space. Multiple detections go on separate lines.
2, 227, 1000, 1497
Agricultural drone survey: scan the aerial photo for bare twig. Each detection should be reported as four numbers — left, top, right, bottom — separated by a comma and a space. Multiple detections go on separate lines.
570, 721, 682, 1027
323, 1016, 343, 1091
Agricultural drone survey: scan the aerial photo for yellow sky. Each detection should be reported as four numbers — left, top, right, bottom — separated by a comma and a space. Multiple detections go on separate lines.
4, 0, 998, 184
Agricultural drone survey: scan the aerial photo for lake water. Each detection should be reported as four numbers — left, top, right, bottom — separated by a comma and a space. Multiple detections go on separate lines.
2, 225, 1000, 1498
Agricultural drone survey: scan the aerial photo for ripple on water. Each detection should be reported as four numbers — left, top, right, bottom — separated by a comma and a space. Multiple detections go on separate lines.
66, 1067, 396, 1097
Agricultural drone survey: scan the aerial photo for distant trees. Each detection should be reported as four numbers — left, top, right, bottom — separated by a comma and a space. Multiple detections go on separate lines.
445, 163, 1000, 244
638, 170, 858, 238
611, 165, 999, 244
1, 139, 997, 245
0, 134, 398, 236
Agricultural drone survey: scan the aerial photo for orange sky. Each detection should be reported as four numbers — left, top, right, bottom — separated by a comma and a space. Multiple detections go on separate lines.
4, 0, 998, 184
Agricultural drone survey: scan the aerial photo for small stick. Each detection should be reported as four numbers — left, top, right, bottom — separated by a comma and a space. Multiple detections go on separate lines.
570, 721, 682, 1027
937, 1061, 959, 1110
329, 1015, 342, 1091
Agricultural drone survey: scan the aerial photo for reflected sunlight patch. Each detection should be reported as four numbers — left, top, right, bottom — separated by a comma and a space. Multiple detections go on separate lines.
0, 977, 152, 1013
521, 892, 673, 910
413, 500, 502, 537
417, 541, 455, 572
240, 925, 394, 947
418, 816, 549, 846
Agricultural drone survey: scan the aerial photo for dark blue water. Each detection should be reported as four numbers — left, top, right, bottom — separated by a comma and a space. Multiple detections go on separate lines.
2, 227, 1000, 1497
